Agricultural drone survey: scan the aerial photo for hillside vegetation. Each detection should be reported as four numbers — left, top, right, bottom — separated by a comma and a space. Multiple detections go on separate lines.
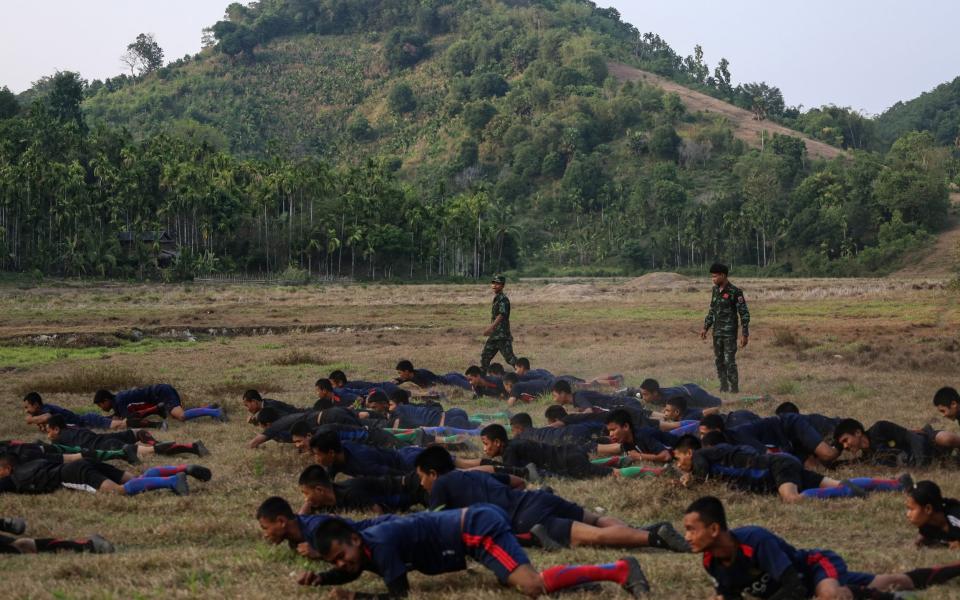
0, 0, 955, 280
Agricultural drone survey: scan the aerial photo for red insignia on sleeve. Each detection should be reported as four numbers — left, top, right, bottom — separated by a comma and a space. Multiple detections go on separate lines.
722, 294, 729, 299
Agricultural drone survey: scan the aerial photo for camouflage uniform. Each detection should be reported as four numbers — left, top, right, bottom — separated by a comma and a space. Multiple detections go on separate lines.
704, 282, 750, 392
481, 291, 517, 370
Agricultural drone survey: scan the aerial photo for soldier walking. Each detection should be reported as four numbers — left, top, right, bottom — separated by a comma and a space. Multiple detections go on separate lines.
481, 274, 517, 372
699, 263, 750, 393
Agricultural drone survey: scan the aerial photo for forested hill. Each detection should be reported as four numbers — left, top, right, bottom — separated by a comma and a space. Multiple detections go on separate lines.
0, 0, 955, 280
875, 76, 960, 149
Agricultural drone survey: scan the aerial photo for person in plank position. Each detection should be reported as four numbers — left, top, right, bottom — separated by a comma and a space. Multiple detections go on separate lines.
45, 415, 209, 460
684, 495, 960, 599
297, 465, 424, 515
94, 384, 225, 423
0, 517, 113, 555
0, 453, 211, 497
414, 446, 688, 553
299, 504, 652, 597
673, 435, 908, 503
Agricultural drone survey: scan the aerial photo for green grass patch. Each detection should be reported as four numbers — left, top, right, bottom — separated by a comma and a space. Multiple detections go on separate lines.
0, 339, 198, 368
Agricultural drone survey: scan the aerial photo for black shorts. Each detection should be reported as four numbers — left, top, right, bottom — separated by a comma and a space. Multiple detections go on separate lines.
770, 455, 808, 490
556, 452, 611, 479
60, 460, 126, 490
513, 492, 586, 547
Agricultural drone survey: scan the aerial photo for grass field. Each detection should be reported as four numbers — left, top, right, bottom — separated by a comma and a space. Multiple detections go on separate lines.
1, 274, 959, 599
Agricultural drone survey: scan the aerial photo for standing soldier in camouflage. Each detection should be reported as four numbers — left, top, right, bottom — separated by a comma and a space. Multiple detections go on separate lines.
481, 275, 517, 372
699, 263, 750, 393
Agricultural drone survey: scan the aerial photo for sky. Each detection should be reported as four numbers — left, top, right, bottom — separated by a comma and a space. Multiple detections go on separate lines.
1, 0, 958, 115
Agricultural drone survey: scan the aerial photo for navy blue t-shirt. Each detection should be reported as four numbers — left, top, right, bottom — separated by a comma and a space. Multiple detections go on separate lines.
572, 391, 642, 412
658, 384, 722, 409
112, 384, 178, 417
429, 471, 520, 516
360, 509, 469, 585
730, 417, 791, 452
622, 426, 673, 454
391, 404, 443, 428
703, 526, 800, 599
518, 369, 555, 382
511, 380, 552, 398
331, 443, 421, 478
298, 514, 396, 551
517, 422, 605, 446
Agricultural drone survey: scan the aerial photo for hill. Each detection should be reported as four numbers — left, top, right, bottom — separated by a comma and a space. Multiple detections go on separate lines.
875, 76, 960, 149
0, 0, 952, 281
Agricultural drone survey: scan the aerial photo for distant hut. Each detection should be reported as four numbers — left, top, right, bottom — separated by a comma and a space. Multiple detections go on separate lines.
117, 231, 179, 268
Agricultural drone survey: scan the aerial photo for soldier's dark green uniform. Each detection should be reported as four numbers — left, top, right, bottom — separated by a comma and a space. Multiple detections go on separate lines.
703, 281, 750, 393
481, 275, 517, 371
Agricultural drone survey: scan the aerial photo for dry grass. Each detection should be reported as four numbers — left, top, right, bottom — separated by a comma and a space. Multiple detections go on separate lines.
15, 365, 147, 395
269, 349, 328, 367
1, 277, 960, 599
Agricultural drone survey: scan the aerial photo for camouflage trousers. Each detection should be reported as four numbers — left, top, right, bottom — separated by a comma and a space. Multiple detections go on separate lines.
713, 335, 739, 392
481, 337, 517, 371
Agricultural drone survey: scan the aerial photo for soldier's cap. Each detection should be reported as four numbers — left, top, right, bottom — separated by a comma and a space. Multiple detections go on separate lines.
491, 274, 506, 285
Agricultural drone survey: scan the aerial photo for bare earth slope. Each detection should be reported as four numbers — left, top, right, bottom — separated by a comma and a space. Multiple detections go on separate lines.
895, 192, 960, 278
608, 62, 844, 161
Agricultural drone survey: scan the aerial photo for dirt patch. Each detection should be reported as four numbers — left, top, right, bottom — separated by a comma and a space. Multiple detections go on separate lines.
535, 283, 599, 300
621, 272, 692, 291
608, 62, 844, 161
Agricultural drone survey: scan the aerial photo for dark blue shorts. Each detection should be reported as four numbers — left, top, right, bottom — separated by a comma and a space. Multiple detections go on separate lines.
443, 408, 472, 430
461, 504, 530, 583
802, 550, 874, 592
513, 492, 585, 547
77, 413, 115, 430
156, 384, 182, 409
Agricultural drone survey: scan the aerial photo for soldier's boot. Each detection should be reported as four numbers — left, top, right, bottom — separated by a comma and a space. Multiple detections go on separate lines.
718, 372, 729, 393
727, 369, 739, 393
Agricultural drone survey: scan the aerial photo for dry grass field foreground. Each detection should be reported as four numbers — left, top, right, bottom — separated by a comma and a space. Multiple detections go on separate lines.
0, 273, 959, 599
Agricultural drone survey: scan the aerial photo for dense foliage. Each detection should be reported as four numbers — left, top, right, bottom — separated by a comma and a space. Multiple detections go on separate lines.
1, 0, 955, 279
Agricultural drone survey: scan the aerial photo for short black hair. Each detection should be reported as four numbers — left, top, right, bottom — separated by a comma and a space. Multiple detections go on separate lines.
256, 496, 296, 520
933, 387, 960, 408
328, 370, 347, 386
388, 389, 409, 405
465, 365, 483, 377
674, 434, 702, 452
516, 357, 531, 370
314, 397, 334, 410
699, 413, 726, 432
709, 263, 729, 275
908, 480, 947, 513
298, 464, 333, 488
93, 389, 115, 404
544, 405, 568, 422
47, 414, 67, 429
290, 421, 313, 438
309, 431, 342, 453
685, 496, 728, 530
243, 389, 263, 402
503, 373, 519, 385
488, 363, 505, 376
665, 395, 687, 413
834, 418, 865, 439
315, 379, 333, 392
23, 392, 43, 406
0, 453, 19, 470
314, 518, 359, 555
367, 390, 389, 406
414, 445, 456, 475
395, 360, 414, 372
480, 423, 508, 444
639, 378, 659, 393
701, 431, 728, 447
509, 413, 533, 429
775, 401, 799, 415
257, 407, 281, 425
604, 408, 635, 431
551, 380, 572, 395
